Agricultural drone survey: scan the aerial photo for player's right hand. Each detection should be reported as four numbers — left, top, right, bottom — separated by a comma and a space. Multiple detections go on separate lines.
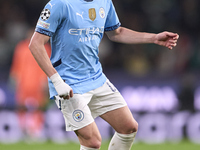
50, 73, 73, 99
54, 81, 73, 99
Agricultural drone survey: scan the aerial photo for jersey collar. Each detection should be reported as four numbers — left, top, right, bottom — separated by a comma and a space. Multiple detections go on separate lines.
82, 0, 93, 2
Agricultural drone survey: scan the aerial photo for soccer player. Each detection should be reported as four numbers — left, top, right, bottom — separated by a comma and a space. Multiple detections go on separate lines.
29, 0, 179, 149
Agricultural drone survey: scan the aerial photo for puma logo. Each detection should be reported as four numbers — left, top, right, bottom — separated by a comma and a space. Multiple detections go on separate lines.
49, 2, 55, 9
76, 12, 84, 19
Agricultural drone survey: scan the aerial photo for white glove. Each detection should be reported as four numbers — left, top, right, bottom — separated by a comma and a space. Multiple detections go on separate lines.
50, 73, 73, 98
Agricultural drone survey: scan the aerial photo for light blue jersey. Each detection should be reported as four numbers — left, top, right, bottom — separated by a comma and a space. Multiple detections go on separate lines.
36, 0, 120, 98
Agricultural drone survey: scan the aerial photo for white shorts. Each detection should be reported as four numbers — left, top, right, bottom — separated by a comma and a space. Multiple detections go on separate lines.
55, 79, 127, 131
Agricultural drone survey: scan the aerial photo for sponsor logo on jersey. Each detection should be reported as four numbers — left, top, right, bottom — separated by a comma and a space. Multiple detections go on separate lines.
73, 110, 84, 122
68, 27, 104, 35
37, 20, 50, 29
89, 8, 96, 21
40, 9, 51, 21
99, 7, 105, 19
78, 35, 98, 43
68, 27, 104, 43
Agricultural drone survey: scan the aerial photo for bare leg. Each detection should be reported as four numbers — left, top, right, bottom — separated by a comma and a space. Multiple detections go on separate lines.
101, 106, 138, 150
100, 106, 138, 134
75, 122, 102, 149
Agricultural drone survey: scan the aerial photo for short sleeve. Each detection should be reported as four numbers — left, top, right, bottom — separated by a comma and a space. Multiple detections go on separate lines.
35, 0, 66, 37
104, 0, 121, 32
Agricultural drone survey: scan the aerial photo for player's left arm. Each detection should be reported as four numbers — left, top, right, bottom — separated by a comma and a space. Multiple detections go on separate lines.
105, 26, 179, 50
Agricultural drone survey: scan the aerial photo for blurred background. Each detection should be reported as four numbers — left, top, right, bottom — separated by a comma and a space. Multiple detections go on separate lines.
0, 0, 200, 146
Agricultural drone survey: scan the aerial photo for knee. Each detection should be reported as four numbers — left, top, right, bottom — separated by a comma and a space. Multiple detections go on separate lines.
89, 139, 101, 149
80, 134, 102, 149
132, 121, 138, 133
76, 122, 102, 149
86, 137, 102, 149
127, 120, 138, 133
121, 120, 138, 134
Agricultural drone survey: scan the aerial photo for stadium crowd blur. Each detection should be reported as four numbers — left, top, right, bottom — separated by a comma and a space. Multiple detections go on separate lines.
0, 0, 200, 109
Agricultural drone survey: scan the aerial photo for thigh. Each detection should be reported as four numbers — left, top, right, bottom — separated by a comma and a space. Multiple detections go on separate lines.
100, 106, 138, 134
54, 94, 94, 131
88, 79, 127, 119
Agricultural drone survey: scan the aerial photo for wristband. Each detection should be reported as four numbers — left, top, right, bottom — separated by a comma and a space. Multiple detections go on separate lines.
50, 72, 63, 86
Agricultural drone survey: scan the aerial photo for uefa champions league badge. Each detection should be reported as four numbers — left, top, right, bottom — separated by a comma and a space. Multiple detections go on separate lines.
40, 9, 51, 21
99, 7, 105, 19
73, 110, 84, 122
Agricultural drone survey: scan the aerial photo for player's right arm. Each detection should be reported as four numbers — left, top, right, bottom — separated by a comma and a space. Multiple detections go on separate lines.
29, 32, 55, 77
29, 32, 73, 99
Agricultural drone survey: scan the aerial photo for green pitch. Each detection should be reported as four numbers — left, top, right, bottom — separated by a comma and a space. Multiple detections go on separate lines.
0, 140, 199, 150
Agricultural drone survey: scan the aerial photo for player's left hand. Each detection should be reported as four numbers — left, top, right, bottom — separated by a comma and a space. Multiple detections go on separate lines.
154, 31, 179, 50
